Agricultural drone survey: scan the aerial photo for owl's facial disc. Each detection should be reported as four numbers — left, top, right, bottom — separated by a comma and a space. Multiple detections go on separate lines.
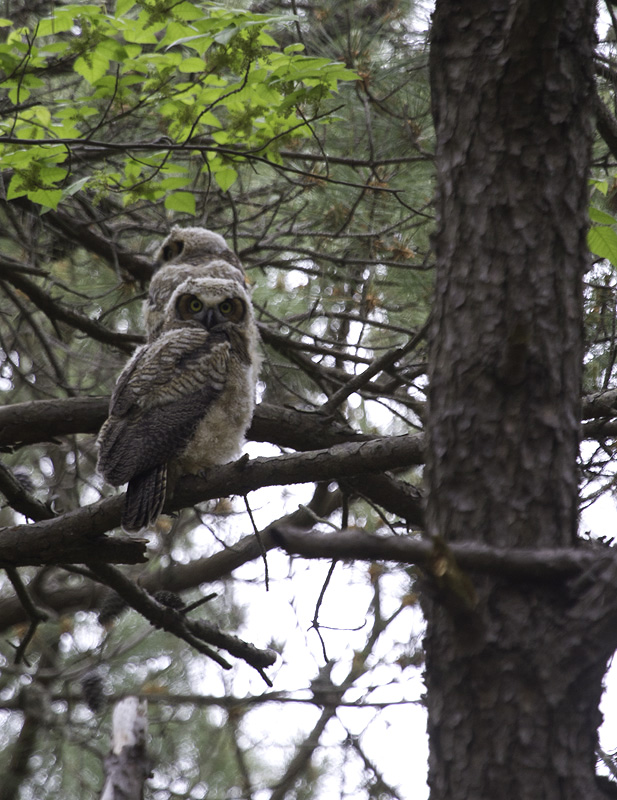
176, 294, 246, 329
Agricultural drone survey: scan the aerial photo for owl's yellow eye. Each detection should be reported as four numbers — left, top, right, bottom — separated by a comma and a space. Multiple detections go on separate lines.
216, 297, 246, 323
176, 294, 205, 320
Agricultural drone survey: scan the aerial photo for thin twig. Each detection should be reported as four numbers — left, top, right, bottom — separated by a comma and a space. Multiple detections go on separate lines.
5, 567, 49, 664
244, 495, 269, 591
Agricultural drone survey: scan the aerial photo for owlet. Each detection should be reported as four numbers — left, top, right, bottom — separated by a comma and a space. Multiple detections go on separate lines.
146, 226, 246, 341
97, 276, 260, 532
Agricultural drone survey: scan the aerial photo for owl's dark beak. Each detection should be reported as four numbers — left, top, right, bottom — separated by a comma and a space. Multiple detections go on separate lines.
195, 307, 217, 330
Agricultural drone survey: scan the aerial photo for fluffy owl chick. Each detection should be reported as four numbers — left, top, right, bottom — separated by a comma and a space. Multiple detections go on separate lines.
97, 276, 259, 532
154, 225, 242, 269
146, 226, 246, 341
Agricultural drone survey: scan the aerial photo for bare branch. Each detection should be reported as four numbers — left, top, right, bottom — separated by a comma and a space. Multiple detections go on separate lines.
9, 199, 153, 281
0, 270, 141, 354
0, 398, 370, 450
87, 563, 277, 676
0, 397, 109, 449
273, 526, 616, 581
4, 566, 49, 664
0, 495, 147, 566
0, 461, 53, 521
0, 433, 422, 566
582, 388, 617, 419
268, 705, 337, 800
0, 483, 340, 632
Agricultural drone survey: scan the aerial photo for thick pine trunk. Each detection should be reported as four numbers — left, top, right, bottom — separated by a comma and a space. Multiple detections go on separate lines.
424, 2, 613, 797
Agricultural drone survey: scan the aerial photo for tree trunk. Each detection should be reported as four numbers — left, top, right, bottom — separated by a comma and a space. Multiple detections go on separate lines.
424, 2, 616, 797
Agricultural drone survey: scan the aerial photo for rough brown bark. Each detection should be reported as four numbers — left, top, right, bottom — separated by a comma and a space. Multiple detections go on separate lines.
424, 2, 616, 798
427, 0, 591, 551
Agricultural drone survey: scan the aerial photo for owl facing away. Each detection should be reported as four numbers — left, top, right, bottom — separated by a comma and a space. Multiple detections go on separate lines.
97, 276, 260, 532
146, 226, 246, 342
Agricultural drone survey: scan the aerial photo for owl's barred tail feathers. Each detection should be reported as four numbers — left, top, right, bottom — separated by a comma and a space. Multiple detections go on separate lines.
122, 464, 167, 532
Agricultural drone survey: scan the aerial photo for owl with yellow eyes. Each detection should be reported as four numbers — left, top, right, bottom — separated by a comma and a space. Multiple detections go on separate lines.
145, 226, 246, 342
97, 276, 260, 532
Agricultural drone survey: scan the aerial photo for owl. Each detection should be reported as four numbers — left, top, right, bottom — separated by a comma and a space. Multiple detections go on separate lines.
146, 226, 246, 341
97, 276, 260, 532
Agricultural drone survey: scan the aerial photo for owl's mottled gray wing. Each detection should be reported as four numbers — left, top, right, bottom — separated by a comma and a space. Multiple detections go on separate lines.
97, 328, 230, 487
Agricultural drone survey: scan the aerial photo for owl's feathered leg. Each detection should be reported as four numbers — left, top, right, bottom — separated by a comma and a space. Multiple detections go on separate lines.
122, 464, 167, 532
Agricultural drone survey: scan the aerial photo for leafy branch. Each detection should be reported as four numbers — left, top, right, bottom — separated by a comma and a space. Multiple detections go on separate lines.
0, 1, 358, 211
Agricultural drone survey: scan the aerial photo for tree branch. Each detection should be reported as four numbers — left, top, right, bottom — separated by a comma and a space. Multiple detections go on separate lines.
0, 434, 424, 566
594, 90, 617, 161
0, 484, 340, 632
3, 387, 614, 455
582, 388, 617, 419
0, 461, 52, 521
0, 495, 146, 566
268, 705, 337, 800
10, 199, 154, 282
0, 269, 142, 354
0, 398, 370, 450
272, 527, 617, 581
88, 563, 277, 676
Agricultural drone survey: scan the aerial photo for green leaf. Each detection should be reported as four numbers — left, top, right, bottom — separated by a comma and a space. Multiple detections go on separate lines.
115, 0, 136, 15
213, 26, 239, 46
8, 85, 30, 103
40, 165, 68, 183
124, 43, 142, 59
258, 31, 279, 47
165, 32, 214, 54
164, 191, 196, 214
158, 177, 191, 190
173, 2, 204, 21
213, 165, 238, 193
96, 38, 126, 61
29, 188, 63, 210
74, 53, 109, 84
193, 110, 221, 128
588, 226, 617, 265
6, 173, 28, 201
589, 207, 617, 225
3, 0, 360, 212
30, 105, 52, 127
37, 13, 74, 36
590, 178, 609, 196
123, 12, 161, 43
178, 57, 207, 73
